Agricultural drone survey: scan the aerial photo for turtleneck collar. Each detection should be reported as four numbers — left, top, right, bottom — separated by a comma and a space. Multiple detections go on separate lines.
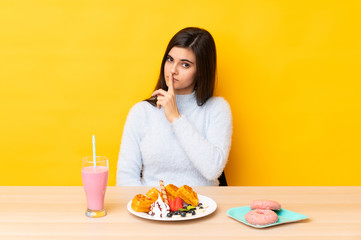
175, 91, 197, 113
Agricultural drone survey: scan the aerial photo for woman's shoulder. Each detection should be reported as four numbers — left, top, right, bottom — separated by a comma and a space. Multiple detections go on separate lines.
130, 100, 153, 110
202, 96, 232, 121
127, 100, 156, 117
204, 96, 231, 111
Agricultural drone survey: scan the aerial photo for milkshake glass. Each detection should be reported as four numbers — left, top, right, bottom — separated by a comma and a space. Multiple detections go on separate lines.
81, 156, 109, 218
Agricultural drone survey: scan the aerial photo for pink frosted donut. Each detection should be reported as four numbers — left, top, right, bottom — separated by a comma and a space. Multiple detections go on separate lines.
245, 209, 278, 226
250, 200, 281, 211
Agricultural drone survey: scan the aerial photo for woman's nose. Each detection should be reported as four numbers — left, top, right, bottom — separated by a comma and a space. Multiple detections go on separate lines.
170, 63, 178, 74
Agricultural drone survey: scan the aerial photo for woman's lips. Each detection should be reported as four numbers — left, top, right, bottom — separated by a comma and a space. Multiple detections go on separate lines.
167, 75, 179, 81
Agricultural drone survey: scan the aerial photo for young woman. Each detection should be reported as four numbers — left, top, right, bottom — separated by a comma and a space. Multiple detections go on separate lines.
116, 27, 232, 186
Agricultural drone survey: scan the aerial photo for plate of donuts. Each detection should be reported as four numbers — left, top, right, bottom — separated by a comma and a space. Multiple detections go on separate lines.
227, 200, 308, 228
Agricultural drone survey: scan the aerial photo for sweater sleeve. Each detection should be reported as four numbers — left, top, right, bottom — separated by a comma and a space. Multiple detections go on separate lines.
170, 97, 233, 181
116, 103, 145, 186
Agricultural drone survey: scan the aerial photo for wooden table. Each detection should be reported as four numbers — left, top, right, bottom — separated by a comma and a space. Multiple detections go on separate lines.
0, 186, 360, 240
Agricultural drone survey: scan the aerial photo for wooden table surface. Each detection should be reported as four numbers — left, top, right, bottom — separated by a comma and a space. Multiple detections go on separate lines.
0, 186, 360, 240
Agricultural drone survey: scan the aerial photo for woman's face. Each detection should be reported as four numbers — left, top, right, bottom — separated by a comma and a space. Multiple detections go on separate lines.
164, 47, 197, 95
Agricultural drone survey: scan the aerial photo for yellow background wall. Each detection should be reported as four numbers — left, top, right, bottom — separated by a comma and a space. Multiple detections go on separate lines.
1, 0, 360, 186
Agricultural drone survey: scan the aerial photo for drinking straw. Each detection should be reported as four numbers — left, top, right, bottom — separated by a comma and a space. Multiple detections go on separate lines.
92, 135, 96, 168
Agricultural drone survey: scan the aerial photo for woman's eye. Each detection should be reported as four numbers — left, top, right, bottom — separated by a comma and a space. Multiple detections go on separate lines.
166, 56, 173, 62
182, 63, 190, 68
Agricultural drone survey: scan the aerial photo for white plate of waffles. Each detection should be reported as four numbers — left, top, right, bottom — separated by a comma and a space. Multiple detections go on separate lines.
127, 194, 217, 221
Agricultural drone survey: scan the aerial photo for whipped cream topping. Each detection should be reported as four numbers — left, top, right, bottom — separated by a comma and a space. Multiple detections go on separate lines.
148, 194, 170, 218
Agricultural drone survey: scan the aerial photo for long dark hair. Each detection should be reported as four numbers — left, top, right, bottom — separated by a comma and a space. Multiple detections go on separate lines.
146, 27, 217, 106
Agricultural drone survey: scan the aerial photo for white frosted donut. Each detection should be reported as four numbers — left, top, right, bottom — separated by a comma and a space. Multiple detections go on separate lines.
250, 200, 281, 211
245, 209, 278, 226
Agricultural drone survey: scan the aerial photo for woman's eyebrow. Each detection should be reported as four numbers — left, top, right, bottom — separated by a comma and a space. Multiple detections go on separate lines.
180, 59, 194, 64
168, 54, 194, 64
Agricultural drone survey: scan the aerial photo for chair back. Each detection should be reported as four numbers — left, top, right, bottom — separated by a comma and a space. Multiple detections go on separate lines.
218, 171, 228, 186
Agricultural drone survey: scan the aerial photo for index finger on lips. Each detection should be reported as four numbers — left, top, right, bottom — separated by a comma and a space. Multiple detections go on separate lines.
168, 73, 174, 94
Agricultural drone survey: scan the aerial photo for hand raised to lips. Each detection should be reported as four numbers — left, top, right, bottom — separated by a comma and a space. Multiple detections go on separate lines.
167, 72, 175, 95
151, 73, 180, 123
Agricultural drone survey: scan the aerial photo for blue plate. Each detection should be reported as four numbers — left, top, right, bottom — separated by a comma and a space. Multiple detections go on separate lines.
227, 206, 309, 228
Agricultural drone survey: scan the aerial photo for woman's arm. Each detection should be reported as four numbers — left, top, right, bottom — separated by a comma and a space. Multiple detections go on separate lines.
116, 103, 145, 186
170, 98, 233, 181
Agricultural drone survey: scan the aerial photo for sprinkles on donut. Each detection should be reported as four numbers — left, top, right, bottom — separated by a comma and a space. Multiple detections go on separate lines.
245, 209, 278, 226
245, 200, 282, 226
250, 200, 281, 211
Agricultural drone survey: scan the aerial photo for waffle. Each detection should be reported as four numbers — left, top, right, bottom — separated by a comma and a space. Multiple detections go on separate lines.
131, 194, 154, 212
177, 185, 198, 206
146, 187, 161, 202
165, 184, 179, 200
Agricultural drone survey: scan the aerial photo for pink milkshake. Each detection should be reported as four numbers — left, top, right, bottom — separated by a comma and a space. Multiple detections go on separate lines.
82, 166, 108, 210
82, 156, 109, 218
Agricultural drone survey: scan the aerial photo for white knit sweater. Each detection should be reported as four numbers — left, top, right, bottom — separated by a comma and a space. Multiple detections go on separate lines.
116, 92, 232, 186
